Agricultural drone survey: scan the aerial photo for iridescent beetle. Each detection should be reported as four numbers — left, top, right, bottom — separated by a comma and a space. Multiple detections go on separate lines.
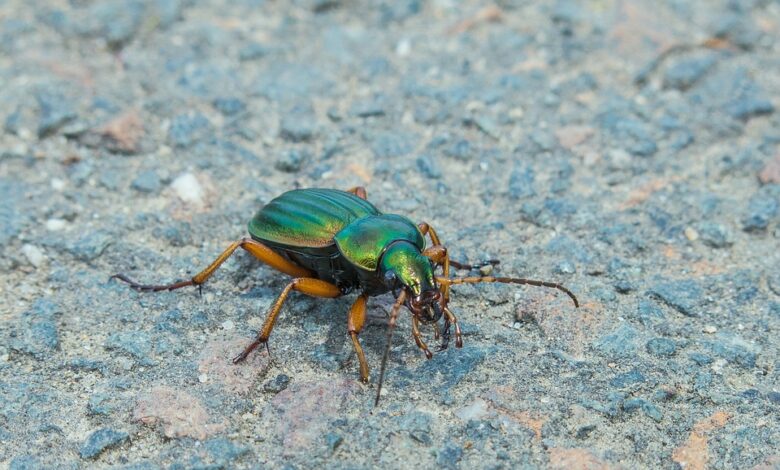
112, 187, 579, 403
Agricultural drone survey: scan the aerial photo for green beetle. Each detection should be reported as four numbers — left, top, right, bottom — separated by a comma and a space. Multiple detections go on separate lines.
112, 187, 578, 402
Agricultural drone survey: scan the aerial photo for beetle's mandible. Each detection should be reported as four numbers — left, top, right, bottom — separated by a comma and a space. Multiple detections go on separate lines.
111, 187, 579, 404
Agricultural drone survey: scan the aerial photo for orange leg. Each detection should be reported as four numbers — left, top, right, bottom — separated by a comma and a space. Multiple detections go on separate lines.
347, 294, 370, 382
411, 317, 433, 359
346, 186, 368, 200
111, 238, 313, 292
233, 277, 343, 363
418, 222, 451, 300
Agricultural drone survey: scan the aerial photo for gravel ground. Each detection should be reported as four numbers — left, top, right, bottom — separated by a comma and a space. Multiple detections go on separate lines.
1, 0, 779, 468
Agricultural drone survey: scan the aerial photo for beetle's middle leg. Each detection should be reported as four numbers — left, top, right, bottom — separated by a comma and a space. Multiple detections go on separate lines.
111, 238, 313, 293
232, 277, 342, 363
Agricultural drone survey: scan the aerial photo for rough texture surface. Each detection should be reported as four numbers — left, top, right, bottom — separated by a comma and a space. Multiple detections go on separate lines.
1, 1, 779, 468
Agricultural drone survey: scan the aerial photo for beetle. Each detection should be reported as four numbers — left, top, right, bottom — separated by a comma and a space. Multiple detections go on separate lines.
112, 187, 579, 403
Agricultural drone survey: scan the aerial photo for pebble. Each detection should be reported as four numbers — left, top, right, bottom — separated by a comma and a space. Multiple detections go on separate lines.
416, 155, 442, 179
21, 244, 45, 267
171, 173, 205, 206
275, 149, 310, 173
593, 324, 638, 359
45, 218, 67, 231
646, 338, 677, 357
105, 331, 155, 366
167, 113, 212, 148
703, 325, 717, 334
648, 279, 703, 317
698, 222, 734, 248
280, 103, 317, 142
508, 165, 536, 200
131, 169, 162, 194
80, 428, 129, 459
663, 55, 717, 90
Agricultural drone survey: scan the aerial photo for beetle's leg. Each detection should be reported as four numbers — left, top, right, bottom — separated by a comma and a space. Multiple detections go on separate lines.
411, 317, 433, 359
347, 294, 370, 383
418, 223, 451, 301
232, 278, 342, 363
442, 306, 463, 349
436, 276, 579, 308
111, 238, 313, 292
345, 186, 368, 200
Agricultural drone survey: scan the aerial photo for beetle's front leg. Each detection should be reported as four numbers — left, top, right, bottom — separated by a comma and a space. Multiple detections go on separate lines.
411, 317, 433, 359
440, 306, 463, 350
347, 294, 370, 383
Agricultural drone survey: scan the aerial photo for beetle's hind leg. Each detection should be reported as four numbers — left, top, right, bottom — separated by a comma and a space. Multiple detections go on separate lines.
232, 277, 342, 364
111, 238, 313, 294
345, 186, 368, 200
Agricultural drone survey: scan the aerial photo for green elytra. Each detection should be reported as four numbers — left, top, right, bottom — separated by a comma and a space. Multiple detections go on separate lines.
111, 186, 579, 404
248, 188, 433, 297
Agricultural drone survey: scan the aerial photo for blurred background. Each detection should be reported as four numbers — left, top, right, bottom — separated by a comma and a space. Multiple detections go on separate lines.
1, 0, 778, 468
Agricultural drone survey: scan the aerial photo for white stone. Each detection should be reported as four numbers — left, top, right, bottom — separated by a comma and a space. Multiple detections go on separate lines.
22, 244, 45, 267
45, 218, 67, 231
171, 173, 205, 206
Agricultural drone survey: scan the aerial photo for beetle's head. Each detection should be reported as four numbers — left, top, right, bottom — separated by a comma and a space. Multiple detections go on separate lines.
380, 241, 442, 324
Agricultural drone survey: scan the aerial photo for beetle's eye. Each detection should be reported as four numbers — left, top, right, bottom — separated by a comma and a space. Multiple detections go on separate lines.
384, 270, 397, 285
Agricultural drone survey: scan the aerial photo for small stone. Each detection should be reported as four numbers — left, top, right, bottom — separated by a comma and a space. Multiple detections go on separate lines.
593, 324, 638, 359
212, 97, 246, 116
131, 170, 161, 193
684, 227, 699, 241
22, 244, 45, 267
80, 428, 129, 459
324, 432, 343, 452
436, 444, 463, 469
741, 188, 778, 232
105, 331, 155, 366
205, 438, 250, 464
167, 113, 212, 148
703, 325, 717, 334
554, 260, 576, 274
350, 96, 386, 118
36, 89, 76, 137
275, 149, 310, 173
648, 279, 703, 317
198, 373, 208, 383
171, 173, 205, 207
67, 231, 113, 262
646, 338, 677, 357
280, 104, 317, 142
239, 42, 270, 61
663, 55, 717, 90
416, 155, 442, 179
609, 368, 646, 388
263, 374, 290, 393
46, 218, 67, 231
221, 320, 234, 330
134, 386, 225, 439
444, 139, 473, 161
508, 165, 535, 200
767, 391, 780, 404
689, 353, 713, 366
698, 222, 734, 248
614, 280, 634, 294
759, 153, 780, 185
370, 131, 415, 158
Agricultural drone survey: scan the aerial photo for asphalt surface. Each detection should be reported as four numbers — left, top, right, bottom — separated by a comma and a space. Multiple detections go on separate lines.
1, 0, 779, 469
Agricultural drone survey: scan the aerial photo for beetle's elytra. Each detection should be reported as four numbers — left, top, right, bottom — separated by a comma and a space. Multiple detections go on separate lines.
112, 187, 579, 403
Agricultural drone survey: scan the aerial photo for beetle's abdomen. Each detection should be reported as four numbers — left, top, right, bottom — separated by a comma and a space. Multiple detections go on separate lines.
248, 188, 380, 249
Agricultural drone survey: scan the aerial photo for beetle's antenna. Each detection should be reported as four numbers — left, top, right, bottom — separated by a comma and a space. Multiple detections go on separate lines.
436, 276, 579, 308
375, 289, 407, 407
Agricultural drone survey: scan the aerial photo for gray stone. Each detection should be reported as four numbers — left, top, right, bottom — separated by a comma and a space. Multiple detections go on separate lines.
742, 187, 779, 232
280, 104, 317, 142
370, 131, 415, 158
663, 55, 717, 90
609, 368, 646, 388
212, 97, 246, 116
36, 89, 77, 137
698, 222, 734, 248
80, 428, 129, 459
131, 170, 162, 194
275, 149, 310, 173
167, 113, 212, 148
648, 280, 703, 316
105, 331, 155, 366
646, 338, 677, 357
263, 374, 290, 394
205, 438, 250, 464
593, 324, 638, 359
508, 165, 535, 200
67, 231, 113, 262
416, 155, 442, 179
